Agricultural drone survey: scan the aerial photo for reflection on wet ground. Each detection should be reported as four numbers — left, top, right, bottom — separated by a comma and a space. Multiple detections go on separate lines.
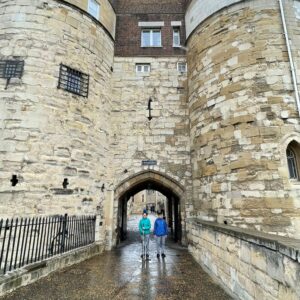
1, 214, 232, 300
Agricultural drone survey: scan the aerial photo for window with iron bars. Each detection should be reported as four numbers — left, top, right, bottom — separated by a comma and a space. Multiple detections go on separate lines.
0, 60, 24, 79
0, 60, 24, 89
57, 64, 89, 97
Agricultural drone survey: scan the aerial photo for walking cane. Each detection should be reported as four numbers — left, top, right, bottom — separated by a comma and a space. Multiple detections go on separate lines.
142, 227, 145, 260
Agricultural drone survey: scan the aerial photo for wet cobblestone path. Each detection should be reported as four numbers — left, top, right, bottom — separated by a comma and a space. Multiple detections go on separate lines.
1, 215, 232, 300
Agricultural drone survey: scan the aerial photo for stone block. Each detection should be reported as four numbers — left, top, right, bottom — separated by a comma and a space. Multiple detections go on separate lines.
278, 285, 299, 300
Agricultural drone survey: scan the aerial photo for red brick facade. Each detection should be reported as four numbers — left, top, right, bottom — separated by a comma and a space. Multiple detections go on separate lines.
114, 0, 187, 57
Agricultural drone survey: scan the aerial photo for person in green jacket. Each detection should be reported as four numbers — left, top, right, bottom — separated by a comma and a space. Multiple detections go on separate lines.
139, 210, 151, 259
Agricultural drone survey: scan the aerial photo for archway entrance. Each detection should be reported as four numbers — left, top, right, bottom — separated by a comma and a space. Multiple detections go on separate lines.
114, 171, 184, 244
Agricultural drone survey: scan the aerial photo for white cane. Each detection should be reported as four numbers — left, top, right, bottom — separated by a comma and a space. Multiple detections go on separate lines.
142, 227, 145, 260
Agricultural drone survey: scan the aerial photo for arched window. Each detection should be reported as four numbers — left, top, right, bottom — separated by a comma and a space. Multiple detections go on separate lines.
286, 143, 299, 179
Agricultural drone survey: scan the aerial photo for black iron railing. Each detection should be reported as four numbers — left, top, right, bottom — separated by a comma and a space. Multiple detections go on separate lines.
0, 214, 96, 275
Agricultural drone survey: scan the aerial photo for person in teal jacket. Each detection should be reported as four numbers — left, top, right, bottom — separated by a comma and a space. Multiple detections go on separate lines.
139, 210, 151, 258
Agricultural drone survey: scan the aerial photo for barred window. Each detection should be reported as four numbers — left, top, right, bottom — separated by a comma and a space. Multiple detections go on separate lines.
0, 60, 24, 79
58, 64, 89, 97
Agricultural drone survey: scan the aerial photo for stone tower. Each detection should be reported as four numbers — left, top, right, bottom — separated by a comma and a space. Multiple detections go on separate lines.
186, 0, 300, 239
1, 0, 300, 298
0, 0, 116, 229
0, 0, 300, 240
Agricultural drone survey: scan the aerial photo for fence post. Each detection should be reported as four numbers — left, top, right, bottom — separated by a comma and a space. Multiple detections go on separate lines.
61, 214, 68, 253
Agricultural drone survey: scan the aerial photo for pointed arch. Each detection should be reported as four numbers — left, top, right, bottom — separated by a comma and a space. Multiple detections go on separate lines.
113, 170, 185, 245
280, 133, 300, 181
114, 170, 185, 201
286, 141, 300, 180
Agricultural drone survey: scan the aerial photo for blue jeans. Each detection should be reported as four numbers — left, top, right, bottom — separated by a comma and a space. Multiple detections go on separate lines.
141, 234, 150, 255
155, 235, 166, 255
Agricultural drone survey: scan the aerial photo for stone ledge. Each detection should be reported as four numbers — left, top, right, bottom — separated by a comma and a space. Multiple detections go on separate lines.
0, 243, 104, 297
187, 218, 300, 262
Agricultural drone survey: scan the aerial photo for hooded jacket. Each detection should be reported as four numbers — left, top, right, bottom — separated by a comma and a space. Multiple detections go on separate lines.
139, 217, 151, 235
154, 217, 168, 236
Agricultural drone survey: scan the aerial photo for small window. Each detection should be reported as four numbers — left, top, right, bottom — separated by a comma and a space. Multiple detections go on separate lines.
173, 28, 180, 47
58, 64, 89, 97
136, 64, 151, 73
88, 0, 100, 19
0, 60, 24, 89
0, 60, 24, 79
177, 62, 187, 73
287, 144, 299, 179
141, 29, 161, 47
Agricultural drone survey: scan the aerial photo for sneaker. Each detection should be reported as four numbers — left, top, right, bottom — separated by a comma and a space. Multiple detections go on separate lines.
146, 254, 149, 258
141, 254, 144, 258
161, 253, 166, 258
157, 254, 160, 259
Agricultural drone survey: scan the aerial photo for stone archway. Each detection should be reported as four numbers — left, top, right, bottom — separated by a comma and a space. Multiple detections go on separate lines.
113, 170, 185, 245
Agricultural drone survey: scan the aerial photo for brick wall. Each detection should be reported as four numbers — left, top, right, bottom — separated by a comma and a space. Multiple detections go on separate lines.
114, 0, 187, 56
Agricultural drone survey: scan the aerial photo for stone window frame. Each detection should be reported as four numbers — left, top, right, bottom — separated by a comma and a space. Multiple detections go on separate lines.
286, 142, 300, 180
88, 0, 100, 19
141, 29, 162, 48
136, 63, 151, 73
280, 133, 300, 185
177, 62, 187, 73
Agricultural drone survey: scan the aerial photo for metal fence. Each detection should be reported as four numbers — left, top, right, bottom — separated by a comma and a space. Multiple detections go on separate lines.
0, 214, 96, 275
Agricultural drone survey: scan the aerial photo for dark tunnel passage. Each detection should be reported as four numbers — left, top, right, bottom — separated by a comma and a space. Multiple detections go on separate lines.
117, 179, 182, 243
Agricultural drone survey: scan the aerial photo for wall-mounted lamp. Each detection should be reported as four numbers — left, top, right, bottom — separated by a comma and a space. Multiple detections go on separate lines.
147, 97, 152, 121
101, 184, 105, 192
62, 178, 69, 189
10, 175, 18, 186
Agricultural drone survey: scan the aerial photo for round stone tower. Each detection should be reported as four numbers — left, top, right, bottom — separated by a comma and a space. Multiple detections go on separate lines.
0, 0, 116, 217
186, 0, 300, 238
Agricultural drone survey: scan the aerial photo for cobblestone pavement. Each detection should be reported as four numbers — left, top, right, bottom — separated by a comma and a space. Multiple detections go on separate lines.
1, 214, 232, 300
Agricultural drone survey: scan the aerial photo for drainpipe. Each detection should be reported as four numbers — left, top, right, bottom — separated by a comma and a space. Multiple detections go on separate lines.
278, 0, 300, 116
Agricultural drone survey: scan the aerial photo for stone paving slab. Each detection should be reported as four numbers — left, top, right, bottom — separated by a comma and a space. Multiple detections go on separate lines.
0, 215, 232, 300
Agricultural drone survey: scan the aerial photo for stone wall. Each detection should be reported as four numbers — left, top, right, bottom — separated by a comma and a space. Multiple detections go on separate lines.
62, 0, 116, 38
185, 0, 243, 38
0, 243, 103, 297
187, 0, 300, 238
187, 220, 300, 300
0, 0, 115, 223
111, 56, 192, 226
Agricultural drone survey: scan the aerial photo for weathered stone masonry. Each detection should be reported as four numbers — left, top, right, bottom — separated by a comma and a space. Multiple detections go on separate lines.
187, 0, 300, 238
111, 57, 192, 242
186, 0, 300, 298
187, 220, 300, 300
0, 0, 300, 298
0, 0, 115, 226
110, 0, 192, 244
